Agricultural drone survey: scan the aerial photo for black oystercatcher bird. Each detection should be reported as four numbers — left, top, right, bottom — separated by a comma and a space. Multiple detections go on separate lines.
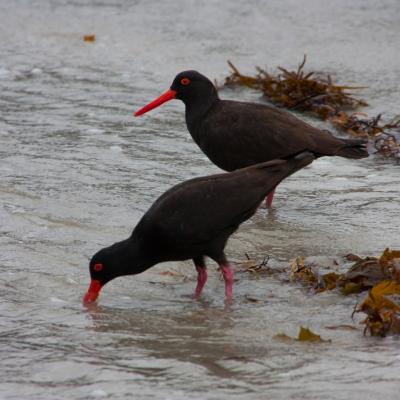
134, 70, 368, 207
83, 152, 314, 304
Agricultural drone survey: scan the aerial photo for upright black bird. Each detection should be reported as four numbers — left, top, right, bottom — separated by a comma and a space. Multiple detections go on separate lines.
134, 70, 368, 207
83, 152, 314, 304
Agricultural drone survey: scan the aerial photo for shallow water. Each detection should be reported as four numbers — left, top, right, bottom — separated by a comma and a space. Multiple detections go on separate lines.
1, 0, 400, 399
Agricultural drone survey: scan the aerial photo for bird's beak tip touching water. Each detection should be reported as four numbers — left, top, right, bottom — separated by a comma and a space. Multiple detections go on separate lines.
83, 280, 102, 304
134, 89, 177, 117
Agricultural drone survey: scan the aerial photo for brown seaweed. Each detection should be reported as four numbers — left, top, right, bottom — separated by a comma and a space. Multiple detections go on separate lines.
355, 280, 400, 336
83, 34, 96, 42
238, 253, 285, 278
287, 249, 400, 337
222, 58, 400, 159
288, 249, 400, 295
275, 326, 329, 343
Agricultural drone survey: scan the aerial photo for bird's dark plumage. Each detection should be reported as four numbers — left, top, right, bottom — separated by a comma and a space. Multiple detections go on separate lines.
83, 152, 314, 303
136, 70, 369, 166
190, 99, 368, 171
134, 70, 368, 206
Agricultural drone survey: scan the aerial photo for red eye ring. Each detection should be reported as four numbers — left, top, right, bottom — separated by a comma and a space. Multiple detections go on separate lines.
181, 78, 190, 86
94, 263, 103, 272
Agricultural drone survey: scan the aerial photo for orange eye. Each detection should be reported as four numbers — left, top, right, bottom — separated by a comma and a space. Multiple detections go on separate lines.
181, 78, 190, 86
94, 263, 103, 272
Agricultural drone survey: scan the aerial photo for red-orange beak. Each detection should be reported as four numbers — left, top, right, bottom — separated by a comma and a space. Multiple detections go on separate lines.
134, 89, 177, 117
83, 280, 102, 304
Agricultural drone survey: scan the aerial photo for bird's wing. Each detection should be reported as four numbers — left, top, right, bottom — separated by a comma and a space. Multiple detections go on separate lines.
199, 101, 343, 168
139, 175, 261, 244
134, 157, 307, 245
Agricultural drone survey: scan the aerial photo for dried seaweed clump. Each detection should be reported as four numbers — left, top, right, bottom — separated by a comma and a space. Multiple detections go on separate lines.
289, 249, 400, 337
337, 249, 400, 294
223, 58, 400, 159
289, 256, 341, 292
289, 256, 320, 287
355, 280, 400, 337
353, 249, 400, 336
289, 249, 400, 294
238, 253, 285, 278
225, 57, 366, 118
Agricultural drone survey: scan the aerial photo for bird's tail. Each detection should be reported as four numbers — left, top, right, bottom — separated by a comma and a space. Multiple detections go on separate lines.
251, 151, 315, 195
254, 151, 315, 174
336, 138, 369, 159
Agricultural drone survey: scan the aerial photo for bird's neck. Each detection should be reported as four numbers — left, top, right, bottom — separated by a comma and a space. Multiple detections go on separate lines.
184, 87, 219, 132
113, 237, 155, 277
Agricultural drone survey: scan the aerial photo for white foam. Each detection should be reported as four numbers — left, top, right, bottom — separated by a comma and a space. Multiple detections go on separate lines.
50, 297, 68, 304
0, 67, 10, 78
86, 128, 105, 135
110, 145, 122, 152
90, 389, 107, 398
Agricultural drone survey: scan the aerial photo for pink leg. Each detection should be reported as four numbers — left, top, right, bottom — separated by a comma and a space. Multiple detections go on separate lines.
194, 266, 208, 298
265, 187, 276, 208
219, 264, 234, 299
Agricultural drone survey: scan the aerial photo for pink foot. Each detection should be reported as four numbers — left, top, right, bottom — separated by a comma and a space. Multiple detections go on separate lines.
265, 187, 276, 208
194, 266, 207, 298
219, 264, 234, 299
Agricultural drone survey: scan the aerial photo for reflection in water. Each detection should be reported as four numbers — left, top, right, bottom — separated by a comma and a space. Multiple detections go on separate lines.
85, 302, 241, 378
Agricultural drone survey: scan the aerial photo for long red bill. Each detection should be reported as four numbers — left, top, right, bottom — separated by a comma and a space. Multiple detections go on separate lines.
83, 279, 102, 304
134, 89, 177, 117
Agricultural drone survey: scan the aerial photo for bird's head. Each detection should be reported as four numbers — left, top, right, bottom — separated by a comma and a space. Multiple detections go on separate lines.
82, 247, 119, 304
83, 236, 153, 304
134, 70, 217, 117
82, 239, 148, 304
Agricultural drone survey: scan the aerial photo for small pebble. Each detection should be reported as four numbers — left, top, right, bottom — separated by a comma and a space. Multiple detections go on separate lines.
84, 34, 96, 42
